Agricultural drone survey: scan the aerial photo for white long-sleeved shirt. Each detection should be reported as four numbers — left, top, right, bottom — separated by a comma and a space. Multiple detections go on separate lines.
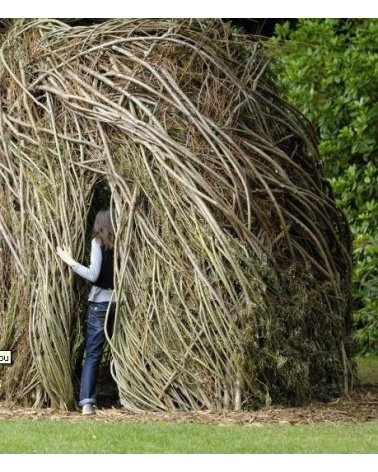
73, 238, 115, 303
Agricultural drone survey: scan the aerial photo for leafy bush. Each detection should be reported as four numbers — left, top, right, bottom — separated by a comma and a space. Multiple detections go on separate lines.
269, 18, 378, 354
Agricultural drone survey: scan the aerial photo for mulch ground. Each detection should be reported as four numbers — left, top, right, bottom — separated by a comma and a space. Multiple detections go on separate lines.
0, 386, 377, 426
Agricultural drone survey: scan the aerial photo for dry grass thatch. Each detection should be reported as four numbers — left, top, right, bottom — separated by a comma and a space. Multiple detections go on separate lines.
0, 18, 353, 411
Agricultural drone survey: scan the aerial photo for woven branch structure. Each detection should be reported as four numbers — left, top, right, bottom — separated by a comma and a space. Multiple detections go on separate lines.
0, 18, 353, 411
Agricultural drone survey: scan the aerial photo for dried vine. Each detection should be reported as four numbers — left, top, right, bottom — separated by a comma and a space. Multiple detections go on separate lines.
0, 18, 353, 411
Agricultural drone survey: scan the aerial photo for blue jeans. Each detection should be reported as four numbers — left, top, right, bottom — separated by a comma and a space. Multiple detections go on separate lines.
79, 301, 116, 407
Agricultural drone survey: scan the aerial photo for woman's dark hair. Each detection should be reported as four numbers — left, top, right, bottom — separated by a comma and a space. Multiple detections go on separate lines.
93, 209, 115, 250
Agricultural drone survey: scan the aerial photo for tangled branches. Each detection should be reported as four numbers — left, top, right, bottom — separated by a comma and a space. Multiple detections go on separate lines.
0, 19, 353, 411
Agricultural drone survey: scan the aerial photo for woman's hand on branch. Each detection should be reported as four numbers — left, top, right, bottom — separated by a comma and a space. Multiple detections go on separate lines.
56, 246, 76, 268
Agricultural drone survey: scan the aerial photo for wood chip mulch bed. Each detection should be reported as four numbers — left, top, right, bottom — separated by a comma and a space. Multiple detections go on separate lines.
0, 386, 377, 426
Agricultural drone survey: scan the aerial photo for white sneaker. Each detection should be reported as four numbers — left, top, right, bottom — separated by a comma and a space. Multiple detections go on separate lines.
82, 403, 95, 415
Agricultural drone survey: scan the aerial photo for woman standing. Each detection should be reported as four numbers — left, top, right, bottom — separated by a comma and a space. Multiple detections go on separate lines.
57, 209, 116, 415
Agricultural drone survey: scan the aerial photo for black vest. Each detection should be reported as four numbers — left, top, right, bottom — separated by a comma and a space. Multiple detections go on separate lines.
94, 247, 114, 290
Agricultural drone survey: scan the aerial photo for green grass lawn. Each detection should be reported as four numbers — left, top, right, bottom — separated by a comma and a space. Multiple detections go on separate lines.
0, 420, 377, 453
0, 356, 376, 454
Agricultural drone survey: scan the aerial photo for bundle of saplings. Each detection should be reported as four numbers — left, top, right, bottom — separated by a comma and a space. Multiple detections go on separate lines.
0, 18, 353, 411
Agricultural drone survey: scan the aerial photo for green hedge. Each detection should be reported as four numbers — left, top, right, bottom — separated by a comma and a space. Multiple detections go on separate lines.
268, 19, 378, 354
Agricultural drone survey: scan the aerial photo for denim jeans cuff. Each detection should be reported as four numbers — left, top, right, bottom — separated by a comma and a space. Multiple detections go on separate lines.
79, 398, 97, 407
